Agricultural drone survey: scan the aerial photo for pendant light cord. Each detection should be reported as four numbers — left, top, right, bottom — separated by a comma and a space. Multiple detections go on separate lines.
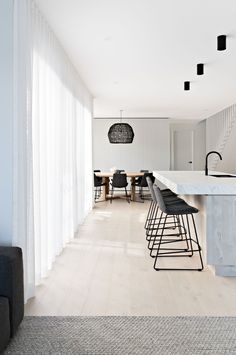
120, 109, 123, 123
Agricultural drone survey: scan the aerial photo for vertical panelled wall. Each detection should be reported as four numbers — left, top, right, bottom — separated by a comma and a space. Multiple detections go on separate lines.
194, 120, 206, 170
206, 104, 236, 173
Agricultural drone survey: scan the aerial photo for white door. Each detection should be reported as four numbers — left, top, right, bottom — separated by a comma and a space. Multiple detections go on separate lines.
172, 130, 194, 170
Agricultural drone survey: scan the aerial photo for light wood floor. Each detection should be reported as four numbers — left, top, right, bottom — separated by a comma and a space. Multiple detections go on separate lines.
25, 199, 236, 316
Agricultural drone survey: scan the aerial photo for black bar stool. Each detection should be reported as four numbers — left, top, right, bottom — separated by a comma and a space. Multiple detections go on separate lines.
145, 177, 184, 250
151, 185, 204, 271
145, 176, 177, 230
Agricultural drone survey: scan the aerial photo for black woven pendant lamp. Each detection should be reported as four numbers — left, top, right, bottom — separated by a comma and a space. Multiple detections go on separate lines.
108, 110, 134, 144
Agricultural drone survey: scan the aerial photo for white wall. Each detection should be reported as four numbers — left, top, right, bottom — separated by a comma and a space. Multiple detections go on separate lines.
93, 119, 170, 171
0, 0, 14, 245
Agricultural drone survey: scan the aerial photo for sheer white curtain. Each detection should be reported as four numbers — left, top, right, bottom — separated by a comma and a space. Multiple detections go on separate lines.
13, 0, 93, 300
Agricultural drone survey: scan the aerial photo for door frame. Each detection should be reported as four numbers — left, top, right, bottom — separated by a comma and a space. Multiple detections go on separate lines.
170, 129, 195, 170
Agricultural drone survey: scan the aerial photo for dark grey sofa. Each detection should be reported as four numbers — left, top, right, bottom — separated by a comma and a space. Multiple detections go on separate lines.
0, 247, 24, 353
0, 297, 10, 353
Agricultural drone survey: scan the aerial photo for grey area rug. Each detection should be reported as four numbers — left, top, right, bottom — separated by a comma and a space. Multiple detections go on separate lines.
4, 316, 236, 355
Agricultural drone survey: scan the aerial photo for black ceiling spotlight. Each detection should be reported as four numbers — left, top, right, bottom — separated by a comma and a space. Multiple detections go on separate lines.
108, 110, 134, 144
184, 81, 190, 91
217, 35, 227, 51
197, 63, 204, 75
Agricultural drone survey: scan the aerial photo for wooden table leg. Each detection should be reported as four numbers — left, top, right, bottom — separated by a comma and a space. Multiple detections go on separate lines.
105, 177, 110, 196
97, 177, 109, 201
131, 177, 136, 201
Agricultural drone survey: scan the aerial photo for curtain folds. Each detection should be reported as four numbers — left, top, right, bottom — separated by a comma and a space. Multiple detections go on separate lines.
13, 0, 93, 301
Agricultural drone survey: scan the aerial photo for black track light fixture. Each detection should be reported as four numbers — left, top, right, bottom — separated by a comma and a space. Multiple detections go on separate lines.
197, 63, 204, 75
217, 35, 226, 51
184, 81, 190, 91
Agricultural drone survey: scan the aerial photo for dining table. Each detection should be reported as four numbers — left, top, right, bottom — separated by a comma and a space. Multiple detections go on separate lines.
95, 171, 144, 202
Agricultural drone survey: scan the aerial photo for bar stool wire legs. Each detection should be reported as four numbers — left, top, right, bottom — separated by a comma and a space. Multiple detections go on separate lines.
151, 186, 204, 271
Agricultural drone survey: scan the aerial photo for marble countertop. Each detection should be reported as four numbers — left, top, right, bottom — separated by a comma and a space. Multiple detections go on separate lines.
153, 170, 236, 195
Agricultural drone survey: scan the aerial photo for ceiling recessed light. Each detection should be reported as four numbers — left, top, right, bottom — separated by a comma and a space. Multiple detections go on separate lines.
197, 63, 204, 75
184, 81, 190, 91
217, 35, 226, 51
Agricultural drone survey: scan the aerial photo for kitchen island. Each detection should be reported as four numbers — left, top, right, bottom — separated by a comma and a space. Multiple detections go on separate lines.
153, 170, 236, 277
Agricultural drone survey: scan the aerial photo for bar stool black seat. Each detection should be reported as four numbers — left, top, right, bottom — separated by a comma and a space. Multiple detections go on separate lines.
151, 185, 204, 271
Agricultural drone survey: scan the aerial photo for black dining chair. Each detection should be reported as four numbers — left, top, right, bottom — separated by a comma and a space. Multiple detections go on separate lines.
115, 169, 125, 174
133, 170, 149, 186
134, 172, 155, 201
110, 173, 130, 204
109, 169, 125, 190
94, 170, 106, 202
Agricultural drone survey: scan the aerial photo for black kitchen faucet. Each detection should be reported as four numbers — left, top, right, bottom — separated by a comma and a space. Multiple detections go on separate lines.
205, 151, 222, 176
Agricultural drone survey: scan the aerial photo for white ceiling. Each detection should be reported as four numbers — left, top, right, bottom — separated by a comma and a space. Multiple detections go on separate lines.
36, 0, 236, 120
